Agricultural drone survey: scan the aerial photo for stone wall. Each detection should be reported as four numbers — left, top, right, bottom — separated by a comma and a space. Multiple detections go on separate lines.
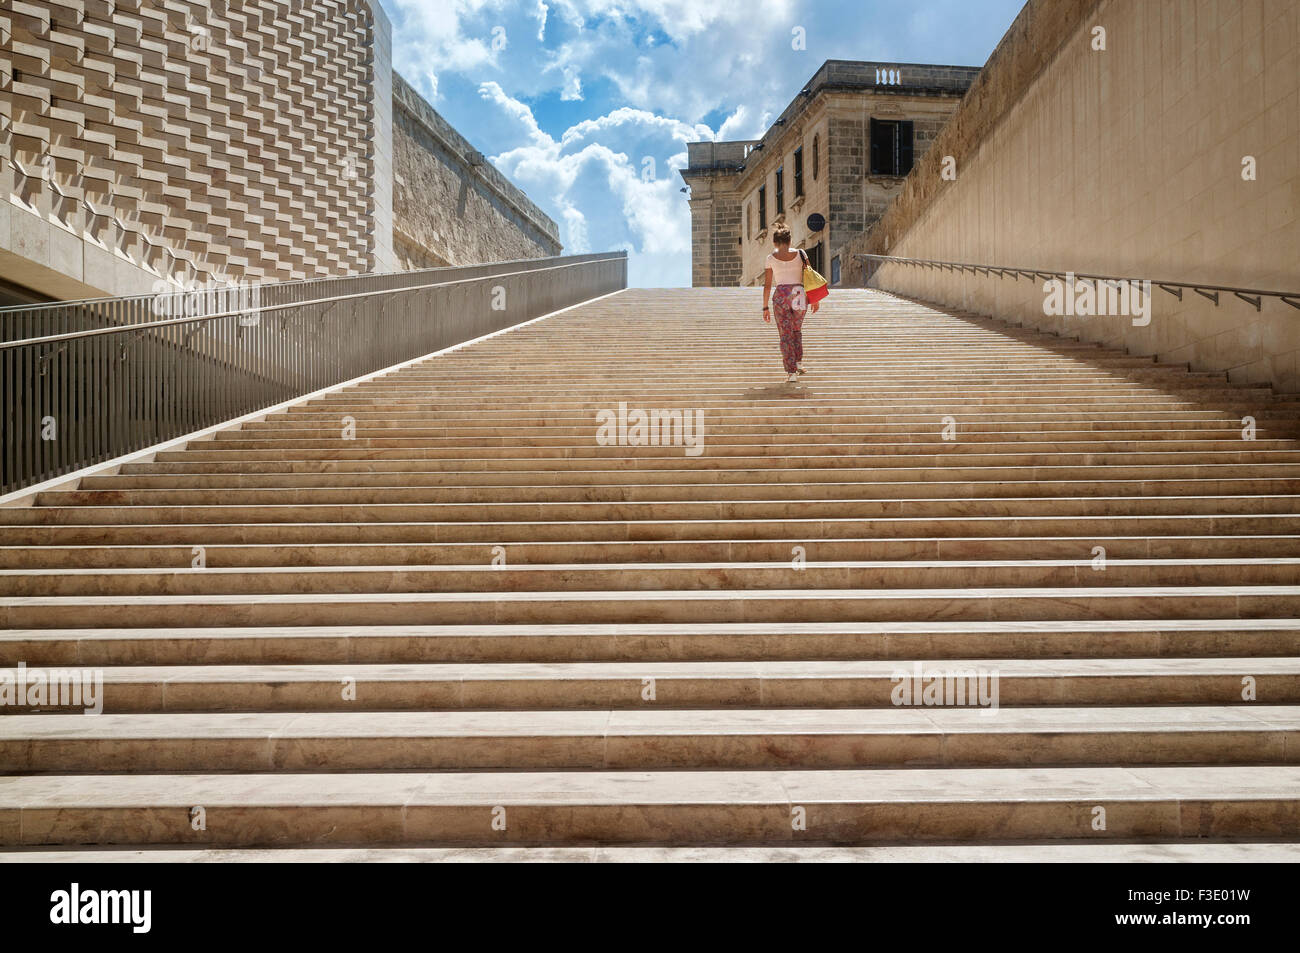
826, 114, 866, 269
0, 0, 388, 298
682, 141, 748, 286
849, 0, 1300, 393
366, 0, 397, 274
391, 74, 561, 268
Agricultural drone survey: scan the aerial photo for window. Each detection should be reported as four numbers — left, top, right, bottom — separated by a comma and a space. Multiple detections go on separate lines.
869, 119, 914, 176
793, 147, 804, 198
774, 167, 784, 216
812, 134, 819, 180
831, 256, 841, 286
745, 205, 751, 239
757, 186, 767, 231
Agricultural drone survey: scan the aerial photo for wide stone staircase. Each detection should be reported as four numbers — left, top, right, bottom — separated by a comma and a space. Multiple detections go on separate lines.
3, 287, 1300, 859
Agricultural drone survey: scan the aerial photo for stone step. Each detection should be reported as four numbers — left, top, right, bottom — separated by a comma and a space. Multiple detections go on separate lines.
226, 420, 1294, 437
7, 535, 1300, 569
290, 389, 1282, 408
146, 446, 1300, 468
328, 378, 1262, 394
40, 477, 1300, 505
6, 559, 1300, 597
1, 659, 1293, 713
156, 435, 1300, 453
5, 585, 1300, 628
9, 489, 1300, 526
3, 766, 1298, 845
6, 619, 1299, 666
3, 514, 1296, 546
329, 365, 1242, 381
4, 706, 1298, 773
328, 390, 1267, 402
6, 842, 1299, 861
267, 410, 1298, 427
48, 462, 1300, 486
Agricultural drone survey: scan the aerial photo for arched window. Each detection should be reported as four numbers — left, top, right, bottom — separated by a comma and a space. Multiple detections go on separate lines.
812, 134, 820, 181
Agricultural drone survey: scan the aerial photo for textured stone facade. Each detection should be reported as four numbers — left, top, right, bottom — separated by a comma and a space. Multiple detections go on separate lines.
392, 74, 560, 269
0, 0, 558, 302
680, 60, 977, 288
681, 140, 749, 288
0, 0, 385, 298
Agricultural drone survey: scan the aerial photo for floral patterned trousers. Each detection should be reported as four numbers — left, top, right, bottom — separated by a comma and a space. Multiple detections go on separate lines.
772, 283, 807, 373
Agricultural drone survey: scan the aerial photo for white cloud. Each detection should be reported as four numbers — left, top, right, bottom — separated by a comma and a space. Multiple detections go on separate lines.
534, 0, 549, 41
559, 64, 583, 100
476, 84, 691, 277
717, 105, 771, 142
561, 206, 589, 252
385, 0, 807, 118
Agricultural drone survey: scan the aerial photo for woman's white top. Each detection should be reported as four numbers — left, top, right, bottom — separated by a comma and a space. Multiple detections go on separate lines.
765, 250, 804, 286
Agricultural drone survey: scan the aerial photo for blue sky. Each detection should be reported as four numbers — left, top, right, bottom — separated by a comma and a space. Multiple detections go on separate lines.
377, 0, 1026, 286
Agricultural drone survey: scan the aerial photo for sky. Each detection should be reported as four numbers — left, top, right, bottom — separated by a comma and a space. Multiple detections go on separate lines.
376, 0, 1027, 287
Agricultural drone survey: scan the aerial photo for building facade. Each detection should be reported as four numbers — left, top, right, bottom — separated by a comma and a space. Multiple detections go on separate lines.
0, 0, 558, 304
680, 60, 977, 288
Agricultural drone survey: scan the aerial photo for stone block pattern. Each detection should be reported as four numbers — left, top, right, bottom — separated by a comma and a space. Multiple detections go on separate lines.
391, 73, 561, 269
709, 200, 742, 287
0, 0, 379, 288
827, 116, 866, 248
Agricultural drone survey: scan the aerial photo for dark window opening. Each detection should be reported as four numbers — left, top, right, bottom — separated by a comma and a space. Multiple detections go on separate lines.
869, 118, 914, 176
831, 256, 841, 286
812, 135, 819, 180
774, 167, 784, 215
806, 241, 824, 275
757, 186, 767, 231
793, 147, 804, 198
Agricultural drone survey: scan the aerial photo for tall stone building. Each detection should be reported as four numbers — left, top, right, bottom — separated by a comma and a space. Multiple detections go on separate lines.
0, 0, 558, 304
680, 59, 977, 288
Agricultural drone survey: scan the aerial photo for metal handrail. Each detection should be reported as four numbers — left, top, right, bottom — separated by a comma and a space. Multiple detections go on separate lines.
0, 255, 628, 350
1, 252, 628, 496
855, 253, 1300, 312
0, 244, 600, 315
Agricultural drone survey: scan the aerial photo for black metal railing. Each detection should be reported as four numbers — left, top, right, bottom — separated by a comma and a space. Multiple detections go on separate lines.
855, 254, 1300, 312
0, 252, 627, 496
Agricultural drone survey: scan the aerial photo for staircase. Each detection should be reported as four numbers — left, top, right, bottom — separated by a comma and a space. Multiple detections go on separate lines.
3, 287, 1300, 859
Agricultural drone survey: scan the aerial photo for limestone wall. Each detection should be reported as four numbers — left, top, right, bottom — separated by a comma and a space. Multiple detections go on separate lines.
683, 142, 749, 287
850, 0, 1300, 393
391, 74, 561, 268
0, 0, 385, 298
